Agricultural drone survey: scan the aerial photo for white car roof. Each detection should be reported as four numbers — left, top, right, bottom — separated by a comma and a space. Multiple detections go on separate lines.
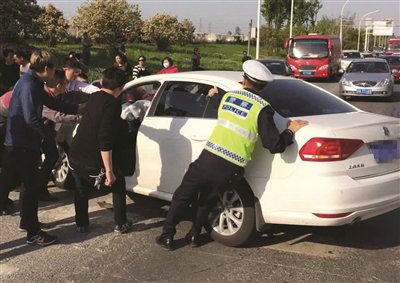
123, 71, 290, 90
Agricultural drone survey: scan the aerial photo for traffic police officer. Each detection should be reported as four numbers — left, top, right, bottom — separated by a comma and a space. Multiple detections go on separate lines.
156, 60, 308, 250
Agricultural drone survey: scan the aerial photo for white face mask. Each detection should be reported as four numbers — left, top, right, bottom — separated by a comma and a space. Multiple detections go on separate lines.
163, 62, 170, 68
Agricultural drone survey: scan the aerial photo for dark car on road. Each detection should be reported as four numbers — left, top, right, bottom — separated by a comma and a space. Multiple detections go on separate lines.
257, 59, 294, 76
380, 55, 400, 82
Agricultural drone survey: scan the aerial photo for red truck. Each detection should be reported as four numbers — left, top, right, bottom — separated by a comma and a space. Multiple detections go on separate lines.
284, 34, 341, 80
385, 39, 400, 55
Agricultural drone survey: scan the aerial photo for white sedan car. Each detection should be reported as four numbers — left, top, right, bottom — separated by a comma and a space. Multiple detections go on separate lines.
60, 71, 400, 247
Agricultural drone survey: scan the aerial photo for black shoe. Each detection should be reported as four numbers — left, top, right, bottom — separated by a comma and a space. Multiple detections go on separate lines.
38, 191, 58, 202
76, 225, 89, 233
185, 232, 200, 248
26, 230, 57, 246
156, 236, 173, 251
0, 205, 13, 216
6, 198, 14, 207
0, 209, 11, 215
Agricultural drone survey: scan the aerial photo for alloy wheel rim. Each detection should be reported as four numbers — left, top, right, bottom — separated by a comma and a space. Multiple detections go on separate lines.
210, 190, 244, 236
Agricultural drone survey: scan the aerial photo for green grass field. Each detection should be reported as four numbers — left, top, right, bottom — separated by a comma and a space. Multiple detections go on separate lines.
30, 42, 281, 82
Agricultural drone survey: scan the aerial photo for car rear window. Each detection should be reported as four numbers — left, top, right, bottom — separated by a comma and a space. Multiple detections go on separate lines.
343, 52, 361, 58
260, 79, 356, 117
383, 57, 400, 65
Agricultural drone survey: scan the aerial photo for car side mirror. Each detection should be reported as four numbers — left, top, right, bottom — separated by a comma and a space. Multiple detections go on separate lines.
339, 69, 344, 74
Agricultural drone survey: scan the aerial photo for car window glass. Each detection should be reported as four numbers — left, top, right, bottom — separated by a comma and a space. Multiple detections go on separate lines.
260, 80, 356, 117
342, 52, 361, 59
120, 81, 161, 104
347, 62, 389, 73
385, 57, 400, 65
154, 82, 223, 118
265, 62, 286, 75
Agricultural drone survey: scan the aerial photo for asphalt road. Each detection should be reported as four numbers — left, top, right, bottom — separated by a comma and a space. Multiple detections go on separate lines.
1, 81, 399, 283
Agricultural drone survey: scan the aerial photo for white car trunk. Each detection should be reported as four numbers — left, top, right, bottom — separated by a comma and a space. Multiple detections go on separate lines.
295, 112, 400, 179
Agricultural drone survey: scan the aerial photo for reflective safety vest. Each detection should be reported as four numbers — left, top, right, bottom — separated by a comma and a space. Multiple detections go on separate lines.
204, 89, 269, 167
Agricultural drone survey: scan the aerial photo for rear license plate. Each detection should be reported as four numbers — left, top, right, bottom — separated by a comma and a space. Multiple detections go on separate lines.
369, 141, 400, 162
356, 88, 372, 95
302, 71, 313, 75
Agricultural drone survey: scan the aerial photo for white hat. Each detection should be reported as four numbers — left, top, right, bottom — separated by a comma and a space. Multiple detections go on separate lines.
243, 60, 274, 84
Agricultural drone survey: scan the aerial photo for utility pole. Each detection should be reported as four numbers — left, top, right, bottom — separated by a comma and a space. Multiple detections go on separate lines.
340, 0, 350, 49
256, 0, 261, 59
289, 0, 294, 38
247, 20, 252, 55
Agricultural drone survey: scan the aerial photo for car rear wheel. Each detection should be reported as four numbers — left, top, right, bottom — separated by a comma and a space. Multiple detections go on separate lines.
52, 146, 74, 190
207, 183, 256, 247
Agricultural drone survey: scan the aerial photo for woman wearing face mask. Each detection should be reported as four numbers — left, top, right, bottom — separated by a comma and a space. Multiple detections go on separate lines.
157, 57, 179, 74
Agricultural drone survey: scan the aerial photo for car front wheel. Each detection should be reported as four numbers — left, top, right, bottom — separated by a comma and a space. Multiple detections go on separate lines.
52, 146, 74, 190
208, 184, 255, 247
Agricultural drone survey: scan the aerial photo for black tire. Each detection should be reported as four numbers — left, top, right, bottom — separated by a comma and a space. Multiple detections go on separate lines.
207, 182, 256, 247
52, 146, 75, 190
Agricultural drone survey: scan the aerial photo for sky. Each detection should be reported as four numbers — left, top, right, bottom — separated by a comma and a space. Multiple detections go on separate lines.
37, 0, 400, 36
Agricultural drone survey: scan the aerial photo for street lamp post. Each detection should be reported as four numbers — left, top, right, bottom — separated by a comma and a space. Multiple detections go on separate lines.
357, 10, 379, 51
289, 0, 294, 38
256, 0, 261, 59
339, 0, 350, 48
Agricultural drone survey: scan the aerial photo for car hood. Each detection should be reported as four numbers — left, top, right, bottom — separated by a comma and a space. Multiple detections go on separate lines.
342, 72, 391, 81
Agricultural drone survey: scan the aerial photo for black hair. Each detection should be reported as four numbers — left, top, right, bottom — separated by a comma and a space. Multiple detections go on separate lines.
78, 73, 88, 80
161, 56, 173, 67
116, 53, 128, 64
15, 51, 30, 60
3, 49, 14, 58
138, 55, 146, 61
63, 57, 81, 69
101, 67, 126, 90
47, 69, 66, 88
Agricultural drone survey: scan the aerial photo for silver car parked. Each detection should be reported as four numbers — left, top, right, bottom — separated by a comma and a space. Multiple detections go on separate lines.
339, 58, 394, 101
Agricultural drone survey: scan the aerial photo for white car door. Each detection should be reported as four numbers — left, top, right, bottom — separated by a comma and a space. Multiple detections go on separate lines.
132, 81, 226, 196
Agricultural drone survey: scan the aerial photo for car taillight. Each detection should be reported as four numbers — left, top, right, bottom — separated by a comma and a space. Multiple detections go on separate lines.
313, 212, 353, 218
299, 138, 364, 161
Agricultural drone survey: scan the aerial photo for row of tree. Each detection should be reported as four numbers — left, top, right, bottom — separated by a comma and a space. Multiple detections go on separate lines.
1, 0, 373, 53
1, 0, 195, 50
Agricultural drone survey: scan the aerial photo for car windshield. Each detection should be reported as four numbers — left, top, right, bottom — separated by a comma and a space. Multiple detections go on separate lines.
289, 39, 328, 59
342, 52, 361, 59
384, 57, 400, 65
259, 79, 356, 118
347, 62, 389, 73
388, 43, 400, 50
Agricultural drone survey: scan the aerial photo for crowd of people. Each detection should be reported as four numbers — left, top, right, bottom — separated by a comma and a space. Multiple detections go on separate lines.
0, 36, 307, 249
